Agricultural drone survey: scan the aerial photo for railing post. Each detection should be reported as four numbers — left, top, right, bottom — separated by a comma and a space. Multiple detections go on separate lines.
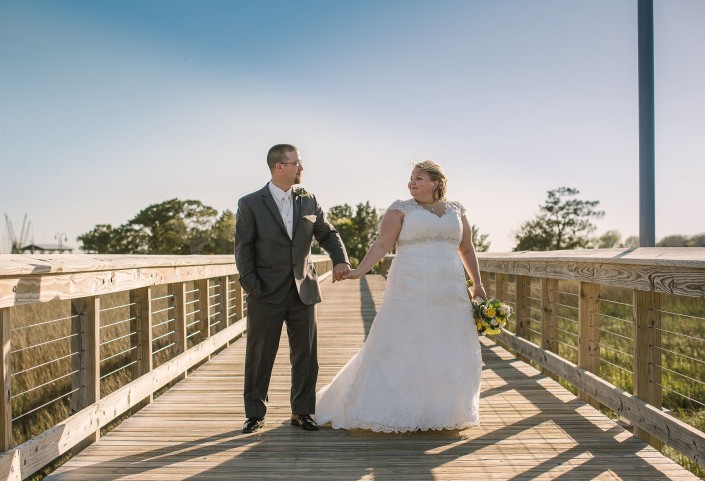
495, 273, 507, 302
71, 296, 100, 452
220, 276, 234, 347
514, 275, 528, 338
541, 278, 559, 380
234, 275, 245, 322
131, 288, 153, 407
578, 282, 601, 409
170, 283, 187, 356
479, 271, 490, 298
1, 307, 12, 451
220, 276, 230, 328
633, 289, 663, 449
541, 278, 559, 353
169, 282, 188, 382
197, 279, 211, 360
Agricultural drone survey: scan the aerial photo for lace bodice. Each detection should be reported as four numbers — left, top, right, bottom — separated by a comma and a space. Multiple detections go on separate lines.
388, 199, 466, 248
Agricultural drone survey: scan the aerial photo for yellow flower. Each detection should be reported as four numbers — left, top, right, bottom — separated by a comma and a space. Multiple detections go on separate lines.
485, 308, 496, 318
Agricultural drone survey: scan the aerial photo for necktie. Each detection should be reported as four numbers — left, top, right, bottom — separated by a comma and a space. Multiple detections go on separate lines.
282, 195, 293, 238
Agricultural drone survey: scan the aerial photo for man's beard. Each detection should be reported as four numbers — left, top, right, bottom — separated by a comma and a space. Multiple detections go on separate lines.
295, 174, 302, 184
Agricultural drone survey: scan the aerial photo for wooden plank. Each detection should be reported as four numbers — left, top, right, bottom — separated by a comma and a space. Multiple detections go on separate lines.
478, 258, 705, 299
197, 279, 210, 344
70, 296, 101, 452
541, 278, 558, 354
0, 264, 234, 309
130, 288, 153, 408
233, 275, 244, 323
495, 273, 507, 301
0, 307, 10, 452
633, 289, 663, 449
477, 247, 705, 267
0, 255, 237, 276
0, 255, 332, 309
578, 282, 600, 409
514, 275, 528, 338
219, 277, 230, 329
169, 283, 187, 357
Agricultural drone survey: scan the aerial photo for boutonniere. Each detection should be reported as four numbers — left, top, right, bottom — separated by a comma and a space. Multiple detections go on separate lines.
294, 186, 309, 197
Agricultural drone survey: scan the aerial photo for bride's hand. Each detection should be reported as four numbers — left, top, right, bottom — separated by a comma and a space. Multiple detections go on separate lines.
472, 284, 487, 301
343, 268, 363, 280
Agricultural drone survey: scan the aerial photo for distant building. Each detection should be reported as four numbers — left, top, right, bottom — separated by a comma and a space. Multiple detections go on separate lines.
20, 243, 74, 254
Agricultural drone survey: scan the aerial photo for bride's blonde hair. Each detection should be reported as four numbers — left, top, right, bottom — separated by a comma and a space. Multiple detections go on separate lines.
413, 160, 447, 201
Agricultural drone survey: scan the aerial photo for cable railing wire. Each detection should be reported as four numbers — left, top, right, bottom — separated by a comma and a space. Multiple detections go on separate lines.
12, 352, 79, 377
99, 331, 137, 347
11, 333, 79, 354
100, 360, 139, 380
11, 369, 80, 399
11, 314, 78, 332
100, 317, 136, 330
12, 387, 81, 422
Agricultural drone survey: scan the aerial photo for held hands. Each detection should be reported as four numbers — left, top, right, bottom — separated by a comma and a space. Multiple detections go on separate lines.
332, 263, 352, 283
342, 268, 363, 280
331, 264, 364, 283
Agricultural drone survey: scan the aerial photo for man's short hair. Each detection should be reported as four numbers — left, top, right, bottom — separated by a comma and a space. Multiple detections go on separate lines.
267, 144, 298, 171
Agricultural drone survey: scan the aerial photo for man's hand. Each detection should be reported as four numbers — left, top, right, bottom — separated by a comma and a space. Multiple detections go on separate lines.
332, 263, 351, 283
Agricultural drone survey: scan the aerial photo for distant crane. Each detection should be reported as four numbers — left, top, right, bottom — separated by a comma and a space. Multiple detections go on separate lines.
4, 214, 32, 253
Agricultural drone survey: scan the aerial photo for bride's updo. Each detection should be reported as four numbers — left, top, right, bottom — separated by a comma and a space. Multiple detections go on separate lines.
414, 160, 447, 201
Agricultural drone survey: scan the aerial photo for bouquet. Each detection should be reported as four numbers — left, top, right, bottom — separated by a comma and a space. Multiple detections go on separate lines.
473, 297, 512, 336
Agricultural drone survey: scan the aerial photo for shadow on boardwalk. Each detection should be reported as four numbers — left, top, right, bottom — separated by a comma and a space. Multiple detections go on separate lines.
45, 275, 696, 480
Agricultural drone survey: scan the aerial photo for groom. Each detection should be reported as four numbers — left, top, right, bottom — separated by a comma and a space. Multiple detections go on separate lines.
235, 144, 350, 434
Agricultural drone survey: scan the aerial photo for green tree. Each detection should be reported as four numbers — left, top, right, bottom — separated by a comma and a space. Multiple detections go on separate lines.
596, 230, 623, 248
624, 235, 639, 248
77, 224, 115, 253
471, 225, 490, 252
657, 235, 689, 247
687, 234, 705, 247
78, 199, 231, 254
327, 202, 379, 266
513, 187, 604, 251
204, 210, 236, 254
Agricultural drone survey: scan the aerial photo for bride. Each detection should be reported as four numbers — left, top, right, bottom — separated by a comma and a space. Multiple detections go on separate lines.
315, 160, 487, 432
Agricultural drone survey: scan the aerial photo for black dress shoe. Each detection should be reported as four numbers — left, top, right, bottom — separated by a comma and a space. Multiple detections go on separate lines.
291, 414, 319, 431
242, 417, 265, 433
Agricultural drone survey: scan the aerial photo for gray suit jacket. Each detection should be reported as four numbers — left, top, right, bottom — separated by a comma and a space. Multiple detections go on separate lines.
234, 184, 349, 305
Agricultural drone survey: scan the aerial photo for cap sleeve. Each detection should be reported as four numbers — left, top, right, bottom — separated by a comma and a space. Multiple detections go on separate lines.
448, 200, 467, 216
387, 199, 415, 215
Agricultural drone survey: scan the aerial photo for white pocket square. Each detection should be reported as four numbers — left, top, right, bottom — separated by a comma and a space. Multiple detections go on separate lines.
303, 214, 317, 222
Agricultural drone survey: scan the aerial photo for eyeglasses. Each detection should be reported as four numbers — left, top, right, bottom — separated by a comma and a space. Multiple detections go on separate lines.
279, 161, 303, 167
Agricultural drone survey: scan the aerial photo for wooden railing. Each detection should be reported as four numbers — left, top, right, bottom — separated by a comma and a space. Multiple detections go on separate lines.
385, 247, 705, 469
0, 254, 333, 480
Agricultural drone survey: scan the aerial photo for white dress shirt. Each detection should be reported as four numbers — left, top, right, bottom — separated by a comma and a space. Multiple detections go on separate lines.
268, 182, 294, 238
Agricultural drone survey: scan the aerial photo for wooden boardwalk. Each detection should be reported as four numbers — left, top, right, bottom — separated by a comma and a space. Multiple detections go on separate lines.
46, 275, 697, 480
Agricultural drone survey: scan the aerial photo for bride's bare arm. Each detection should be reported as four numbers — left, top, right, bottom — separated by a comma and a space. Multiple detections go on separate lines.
343, 209, 404, 279
458, 214, 487, 300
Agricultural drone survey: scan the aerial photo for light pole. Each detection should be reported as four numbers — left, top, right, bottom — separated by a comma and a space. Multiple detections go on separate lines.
55, 232, 68, 252
638, 0, 655, 247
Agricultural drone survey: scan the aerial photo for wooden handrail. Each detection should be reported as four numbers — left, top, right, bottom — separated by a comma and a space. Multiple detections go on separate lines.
0, 254, 334, 480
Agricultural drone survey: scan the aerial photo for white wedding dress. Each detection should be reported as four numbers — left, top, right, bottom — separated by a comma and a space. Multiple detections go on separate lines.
316, 199, 482, 432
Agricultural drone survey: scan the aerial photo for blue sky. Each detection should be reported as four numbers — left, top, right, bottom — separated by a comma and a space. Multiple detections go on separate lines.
2, 0, 704, 253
